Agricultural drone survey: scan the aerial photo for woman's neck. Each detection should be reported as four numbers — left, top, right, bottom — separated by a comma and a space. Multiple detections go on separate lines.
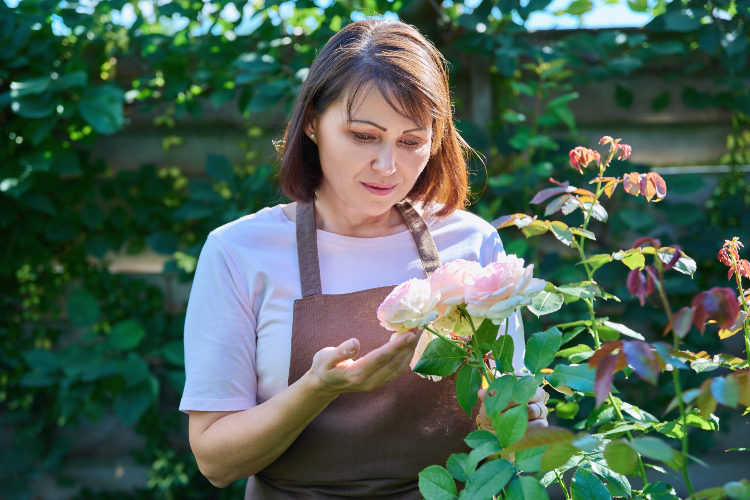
312, 189, 408, 238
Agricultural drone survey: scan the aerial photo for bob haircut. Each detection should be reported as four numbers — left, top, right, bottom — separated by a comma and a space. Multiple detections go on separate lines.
276, 19, 472, 218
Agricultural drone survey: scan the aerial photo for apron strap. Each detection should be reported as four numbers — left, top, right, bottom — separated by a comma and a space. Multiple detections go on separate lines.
395, 200, 442, 278
295, 200, 443, 298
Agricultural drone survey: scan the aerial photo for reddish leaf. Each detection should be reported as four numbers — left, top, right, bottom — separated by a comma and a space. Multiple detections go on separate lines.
617, 144, 632, 161
549, 177, 569, 188
662, 245, 683, 271
730, 370, 750, 407
531, 186, 569, 205
740, 259, 750, 279
588, 341, 624, 368
569, 147, 601, 174
493, 213, 536, 229
599, 136, 619, 145
623, 173, 641, 196
572, 188, 596, 197
632, 237, 661, 249
671, 306, 695, 339
627, 268, 650, 306
594, 354, 621, 407
622, 341, 660, 385
640, 172, 667, 202
503, 426, 575, 453
691, 287, 741, 334
718, 247, 736, 268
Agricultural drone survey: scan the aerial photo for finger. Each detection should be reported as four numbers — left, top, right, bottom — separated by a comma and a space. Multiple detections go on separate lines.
369, 335, 419, 385
323, 339, 360, 370
352, 331, 417, 373
478, 388, 487, 402
528, 418, 549, 430
528, 387, 545, 404
380, 344, 417, 385
527, 402, 549, 420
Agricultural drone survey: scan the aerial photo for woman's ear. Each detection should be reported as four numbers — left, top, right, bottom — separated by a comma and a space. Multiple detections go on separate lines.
303, 107, 316, 142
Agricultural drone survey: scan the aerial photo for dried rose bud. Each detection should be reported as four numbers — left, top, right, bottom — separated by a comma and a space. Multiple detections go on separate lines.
569, 147, 601, 174
690, 287, 741, 334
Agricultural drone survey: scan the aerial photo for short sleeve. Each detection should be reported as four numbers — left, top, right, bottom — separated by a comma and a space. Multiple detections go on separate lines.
179, 235, 258, 413
483, 231, 527, 374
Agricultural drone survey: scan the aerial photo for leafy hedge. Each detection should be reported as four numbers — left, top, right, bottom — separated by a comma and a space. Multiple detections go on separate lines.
1, 0, 749, 498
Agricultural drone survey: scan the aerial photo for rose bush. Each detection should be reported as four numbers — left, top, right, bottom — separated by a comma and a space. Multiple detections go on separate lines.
386, 137, 750, 500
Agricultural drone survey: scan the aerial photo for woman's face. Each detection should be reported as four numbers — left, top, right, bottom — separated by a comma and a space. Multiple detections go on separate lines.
305, 85, 433, 218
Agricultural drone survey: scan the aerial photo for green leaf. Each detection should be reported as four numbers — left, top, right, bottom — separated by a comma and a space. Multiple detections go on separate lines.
620, 253, 645, 271
108, 319, 146, 351
456, 364, 482, 416
652, 92, 671, 112
556, 286, 596, 299
513, 374, 542, 404
495, 404, 528, 447
147, 231, 179, 255
602, 321, 645, 341
710, 376, 739, 408
162, 341, 185, 366
642, 482, 680, 500
589, 462, 632, 498
67, 289, 100, 327
29, 117, 58, 145
206, 154, 234, 183
463, 459, 514, 499
657, 248, 697, 277
413, 337, 465, 377
525, 327, 562, 373
58, 344, 105, 378
571, 467, 612, 500
492, 334, 515, 373
723, 482, 750, 500
547, 364, 596, 393
485, 375, 516, 416
446, 453, 471, 482
565, 0, 592, 15
80, 202, 104, 230
578, 254, 613, 273
114, 381, 153, 426
464, 430, 498, 450
78, 84, 124, 134
541, 442, 579, 471
21, 193, 56, 215
528, 292, 564, 317
629, 437, 674, 461
615, 85, 633, 108
21, 349, 59, 373
475, 318, 501, 348
557, 345, 593, 359
517, 446, 547, 472
418, 465, 458, 500
604, 440, 638, 475
507, 476, 551, 500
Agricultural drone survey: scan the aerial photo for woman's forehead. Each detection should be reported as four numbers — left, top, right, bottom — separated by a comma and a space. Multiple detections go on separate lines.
335, 83, 432, 130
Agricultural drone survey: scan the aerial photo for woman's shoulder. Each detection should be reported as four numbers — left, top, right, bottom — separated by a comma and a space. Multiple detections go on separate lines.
424, 203, 499, 238
204, 204, 295, 262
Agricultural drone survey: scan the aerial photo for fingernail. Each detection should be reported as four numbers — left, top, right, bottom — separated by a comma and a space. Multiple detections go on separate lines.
346, 339, 356, 353
408, 333, 418, 343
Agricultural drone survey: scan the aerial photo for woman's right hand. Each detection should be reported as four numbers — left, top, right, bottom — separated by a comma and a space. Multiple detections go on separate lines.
309, 330, 419, 396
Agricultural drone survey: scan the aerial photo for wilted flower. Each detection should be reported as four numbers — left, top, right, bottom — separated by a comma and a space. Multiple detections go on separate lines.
627, 266, 656, 306
690, 287, 741, 334
377, 278, 440, 333
427, 259, 483, 319
569, 147, 601, 174
464, 255, 546, 324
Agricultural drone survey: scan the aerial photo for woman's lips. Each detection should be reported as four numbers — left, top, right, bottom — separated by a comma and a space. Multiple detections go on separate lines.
361, 182, 396, 196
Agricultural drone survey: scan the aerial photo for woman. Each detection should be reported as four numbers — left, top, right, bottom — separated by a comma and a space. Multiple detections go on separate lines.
181, 19, 548, 499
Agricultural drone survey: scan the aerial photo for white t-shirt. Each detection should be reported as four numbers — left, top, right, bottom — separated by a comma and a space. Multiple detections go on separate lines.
179, 204, 525, 413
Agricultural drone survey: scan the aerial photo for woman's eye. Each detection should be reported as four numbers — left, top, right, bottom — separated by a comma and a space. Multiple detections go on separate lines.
402, 139, 420, 147
352, 133, 374, 142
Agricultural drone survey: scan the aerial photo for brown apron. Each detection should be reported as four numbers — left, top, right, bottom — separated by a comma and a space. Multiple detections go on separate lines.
245, 200, 475, 499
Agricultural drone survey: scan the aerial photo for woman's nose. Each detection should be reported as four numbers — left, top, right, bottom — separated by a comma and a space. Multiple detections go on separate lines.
372, 143, 397, 176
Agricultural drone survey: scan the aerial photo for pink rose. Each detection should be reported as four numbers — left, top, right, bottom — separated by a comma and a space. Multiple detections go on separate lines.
427, 259, 483, 318
409, 331, 442, 382
377, 278, 440, 333
464, 255, 546, 324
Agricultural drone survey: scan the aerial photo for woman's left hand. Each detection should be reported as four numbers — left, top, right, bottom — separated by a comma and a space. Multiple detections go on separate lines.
476, 386, 549, 434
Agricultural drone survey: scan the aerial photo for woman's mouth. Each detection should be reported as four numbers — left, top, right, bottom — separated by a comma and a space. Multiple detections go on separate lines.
361, 182, 396, 196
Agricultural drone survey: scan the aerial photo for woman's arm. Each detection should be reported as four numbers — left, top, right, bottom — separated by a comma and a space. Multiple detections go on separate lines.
189, 331, 419, 487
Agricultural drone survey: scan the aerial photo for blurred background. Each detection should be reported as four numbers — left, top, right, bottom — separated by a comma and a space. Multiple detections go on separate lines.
1, 0, 749, 498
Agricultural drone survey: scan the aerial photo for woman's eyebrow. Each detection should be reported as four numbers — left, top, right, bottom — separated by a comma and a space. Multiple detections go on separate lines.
349, 119, 427, 134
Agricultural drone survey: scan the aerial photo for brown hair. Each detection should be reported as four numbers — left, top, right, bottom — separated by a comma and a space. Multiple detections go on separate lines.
276, 19, 472, 218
